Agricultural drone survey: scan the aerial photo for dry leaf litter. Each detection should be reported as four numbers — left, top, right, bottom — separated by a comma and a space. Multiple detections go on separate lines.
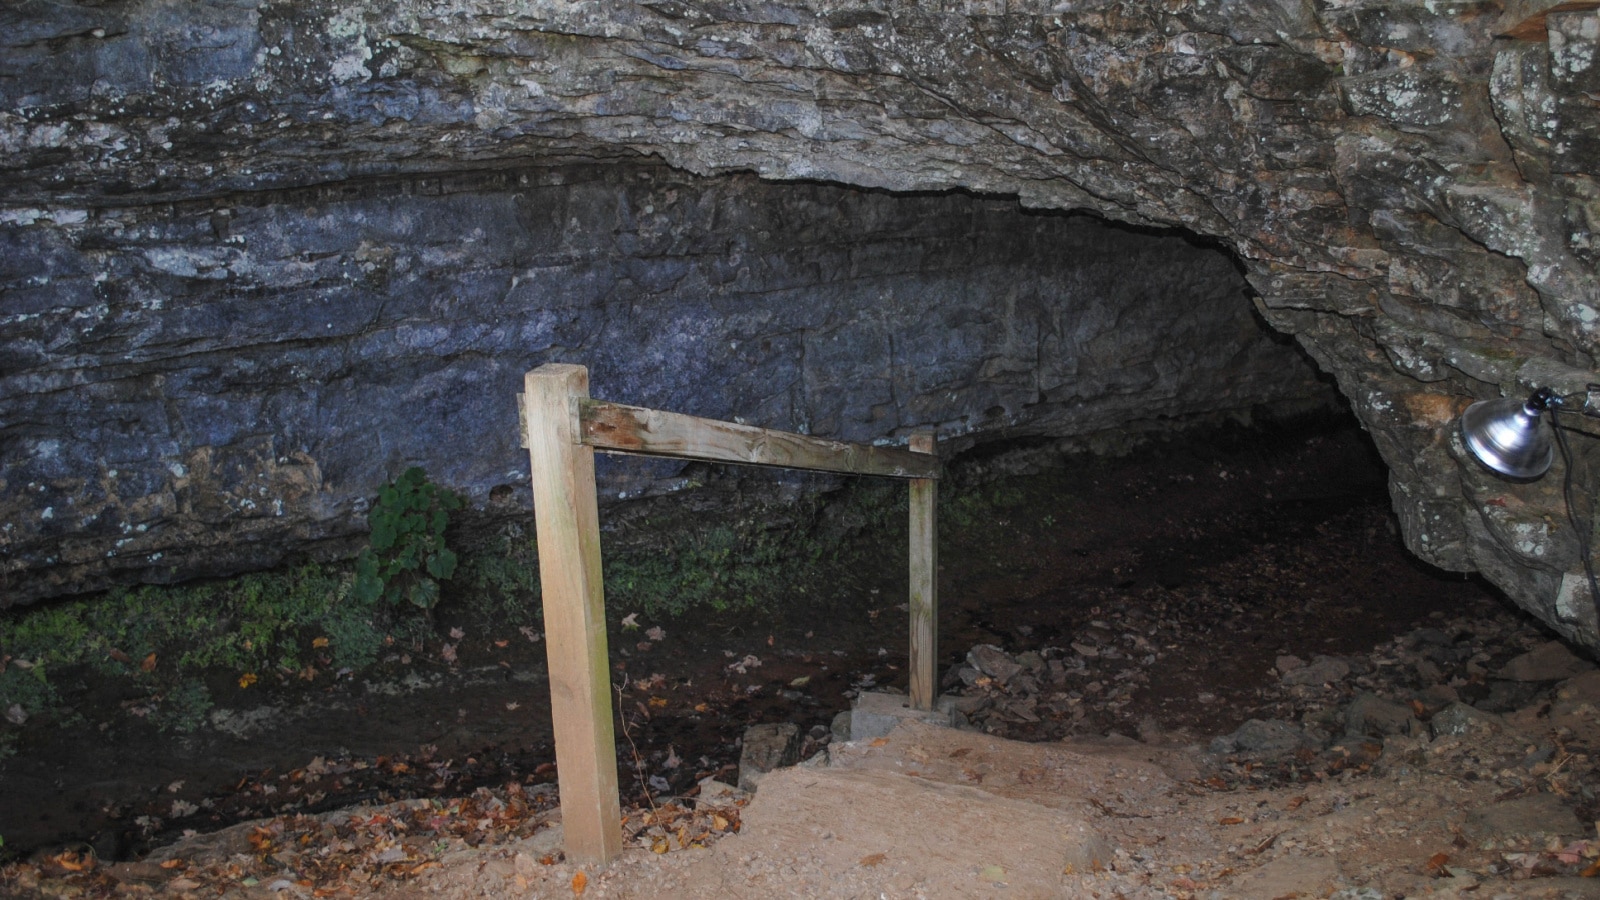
8, 606, 1600, 898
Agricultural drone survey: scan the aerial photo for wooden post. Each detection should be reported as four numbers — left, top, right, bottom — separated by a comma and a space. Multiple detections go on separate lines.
523, 364, 623, 865
908, 431, 938, 712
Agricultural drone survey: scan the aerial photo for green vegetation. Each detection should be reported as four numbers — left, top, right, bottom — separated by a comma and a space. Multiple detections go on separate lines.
154, 677, 215, 734
355, 467, 463, 612
457, 522, 543, 629
0, 461, 1048, 738
0, 468, 469, 733
605, 523, 797, 618
0, 563, 385, 731
601, 478, 904, 620
941, 480, 1027, 529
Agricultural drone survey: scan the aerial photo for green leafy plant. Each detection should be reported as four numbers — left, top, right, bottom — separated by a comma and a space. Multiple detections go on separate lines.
354, 467, 464, 611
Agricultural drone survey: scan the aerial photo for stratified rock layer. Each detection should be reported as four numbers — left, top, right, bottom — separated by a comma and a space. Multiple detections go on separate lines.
0, 165, 1327, 602
2, 0, 1597, 648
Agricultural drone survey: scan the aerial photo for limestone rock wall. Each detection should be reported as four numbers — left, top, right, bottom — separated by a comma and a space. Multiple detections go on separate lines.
0, 165, 1327, 603
2, 0, 1598, 647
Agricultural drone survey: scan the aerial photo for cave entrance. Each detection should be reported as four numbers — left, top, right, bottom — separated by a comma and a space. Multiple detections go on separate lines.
0, 164, 1533, 865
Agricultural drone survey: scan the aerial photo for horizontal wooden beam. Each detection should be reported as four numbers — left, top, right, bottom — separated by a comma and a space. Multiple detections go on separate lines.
577, 399, 941, 480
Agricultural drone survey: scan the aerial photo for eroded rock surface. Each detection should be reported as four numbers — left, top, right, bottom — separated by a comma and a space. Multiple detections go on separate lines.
0, 166, 1326, 602
2, 0, 1598, 645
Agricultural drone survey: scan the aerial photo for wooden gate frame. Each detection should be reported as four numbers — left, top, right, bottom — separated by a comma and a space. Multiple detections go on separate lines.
520, 363, 939, 865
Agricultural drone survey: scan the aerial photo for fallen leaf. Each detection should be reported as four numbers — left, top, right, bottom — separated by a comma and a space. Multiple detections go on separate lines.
621, 613, 640, 630
159, 859, 186, 870
505, 701, 521, 711
949, 748, 971, 759
726, 654, 763, 674
494, 639, 509, 648
860, 853, 887, 867
571, 870, 588, 895
648, 696, 669, 708
1220, 816, 1245, 825
50, 849, 94, 872
979, 864, 1006, 882
449, 627, 465, 640
1426, 852, 1450, 876
1286, 795, 1307, 810
712, 814, 729, 831
312, 636, 330, 649
140, 652, 157, 672
693, 702, 710, 713
647, 626, 666, 642
870, 738, 889, 747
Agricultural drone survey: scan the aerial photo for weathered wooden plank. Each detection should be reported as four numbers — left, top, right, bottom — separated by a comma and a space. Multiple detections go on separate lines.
578, 399, 941, 480
523, 365, 623, 865
908, 432, 939, 712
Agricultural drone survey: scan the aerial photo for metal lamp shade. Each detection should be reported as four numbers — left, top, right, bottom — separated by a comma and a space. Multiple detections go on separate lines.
1461, 395, 1554, 480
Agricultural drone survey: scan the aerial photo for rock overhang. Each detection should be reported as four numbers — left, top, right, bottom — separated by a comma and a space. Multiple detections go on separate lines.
2, 0, 1598, 651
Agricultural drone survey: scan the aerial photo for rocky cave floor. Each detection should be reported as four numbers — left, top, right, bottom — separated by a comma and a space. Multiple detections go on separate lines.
7, 418, 1600, 897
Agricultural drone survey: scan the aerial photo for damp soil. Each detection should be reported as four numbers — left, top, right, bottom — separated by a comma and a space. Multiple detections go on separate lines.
0, 415, 1514, 863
